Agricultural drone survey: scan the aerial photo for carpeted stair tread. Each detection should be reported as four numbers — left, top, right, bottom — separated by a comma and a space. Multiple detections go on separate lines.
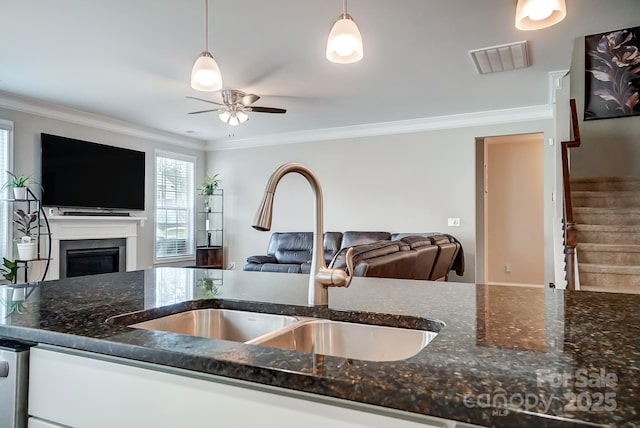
578, 243, 640, 253
571, 191, 640, 208
575, 224, 640, 233
571, 176, 640, 192
579, 263, 640, 275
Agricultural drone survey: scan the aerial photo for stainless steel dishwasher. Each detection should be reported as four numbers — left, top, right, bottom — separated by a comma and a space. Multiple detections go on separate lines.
0, 337, 32, 428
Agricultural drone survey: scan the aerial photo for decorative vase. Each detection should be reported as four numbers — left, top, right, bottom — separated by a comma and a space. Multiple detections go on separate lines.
16, 238, 37, 261
13, 187, 27, 200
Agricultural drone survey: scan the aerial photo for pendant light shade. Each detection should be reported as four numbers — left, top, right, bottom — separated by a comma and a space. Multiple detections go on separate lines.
326, 0, 363, 64
191, 52, 222, 91
191, 0, 223, 91
515, 0, 566, 31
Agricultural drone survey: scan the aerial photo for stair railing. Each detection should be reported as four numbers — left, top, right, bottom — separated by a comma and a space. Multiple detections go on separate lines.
561, 99, 581, 290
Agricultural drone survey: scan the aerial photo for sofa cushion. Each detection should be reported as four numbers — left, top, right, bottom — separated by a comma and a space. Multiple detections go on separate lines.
341, 231, 391, 249
258, 263, 303, 274
246, 255, 278, 264
399, 235, 433, 249
353, 251, 418, 279
330, 241, 401, 270
267, 232, 313, 264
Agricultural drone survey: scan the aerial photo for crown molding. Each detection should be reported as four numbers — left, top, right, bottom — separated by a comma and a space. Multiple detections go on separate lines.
0, 91, 206, 150
206, 104, 553, 151
548, 70, 569, 104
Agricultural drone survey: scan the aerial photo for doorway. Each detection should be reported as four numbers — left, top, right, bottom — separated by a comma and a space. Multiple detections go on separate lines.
476, 133, 545, 286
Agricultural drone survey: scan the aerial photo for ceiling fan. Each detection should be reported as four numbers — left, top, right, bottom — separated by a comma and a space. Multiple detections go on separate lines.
187, 89, 286, 126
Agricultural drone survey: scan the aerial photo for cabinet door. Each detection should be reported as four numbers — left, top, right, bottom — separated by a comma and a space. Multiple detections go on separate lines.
29, 347, 454, 428
195, 246, 223, 267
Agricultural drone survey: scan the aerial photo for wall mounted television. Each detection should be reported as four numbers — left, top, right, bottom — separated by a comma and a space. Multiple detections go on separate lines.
41, 133, 145, 211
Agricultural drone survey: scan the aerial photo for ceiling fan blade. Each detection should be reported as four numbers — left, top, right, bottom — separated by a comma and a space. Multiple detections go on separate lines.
188, 108, 222, 114
246, 106, 286, 114
186, 96, 224, 106
240, 93, 260, 106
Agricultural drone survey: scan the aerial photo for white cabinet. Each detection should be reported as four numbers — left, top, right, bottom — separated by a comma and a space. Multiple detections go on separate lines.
28, 346, 467, 428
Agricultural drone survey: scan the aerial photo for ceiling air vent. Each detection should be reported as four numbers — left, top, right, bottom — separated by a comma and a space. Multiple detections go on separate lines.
468, 41, 529, 74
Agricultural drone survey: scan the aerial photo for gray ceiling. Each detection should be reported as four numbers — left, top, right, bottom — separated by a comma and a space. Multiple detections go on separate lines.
1, 0, 639, 144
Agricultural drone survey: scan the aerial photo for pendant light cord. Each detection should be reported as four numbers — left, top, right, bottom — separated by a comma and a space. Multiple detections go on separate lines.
204, 0, 209, 51
343, 0, 347, 16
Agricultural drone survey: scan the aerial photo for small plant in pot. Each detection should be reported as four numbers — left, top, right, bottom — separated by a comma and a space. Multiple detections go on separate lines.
199, 173, 221, 211
0, 258, 18, 284
1, 171, 38, 200
13, 209, 38, 261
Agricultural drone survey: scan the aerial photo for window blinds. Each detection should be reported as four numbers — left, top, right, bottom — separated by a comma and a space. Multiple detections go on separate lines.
155, 154, 195, 260
0, 122, 12, 261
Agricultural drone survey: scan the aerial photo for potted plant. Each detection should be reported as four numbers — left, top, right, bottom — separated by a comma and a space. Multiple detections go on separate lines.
1, 171, 38, 199
0, 258, 18, 284
13, 209, 38, 260
199, 173, 221, 211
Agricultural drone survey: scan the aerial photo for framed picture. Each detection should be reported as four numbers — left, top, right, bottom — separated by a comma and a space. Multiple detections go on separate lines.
584, 26, 640, 121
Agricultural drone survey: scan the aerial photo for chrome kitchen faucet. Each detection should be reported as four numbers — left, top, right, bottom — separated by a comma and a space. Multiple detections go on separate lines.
253, 162, 354, 306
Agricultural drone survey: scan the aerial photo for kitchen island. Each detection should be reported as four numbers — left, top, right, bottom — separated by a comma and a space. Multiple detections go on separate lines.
0, 268, 638, 427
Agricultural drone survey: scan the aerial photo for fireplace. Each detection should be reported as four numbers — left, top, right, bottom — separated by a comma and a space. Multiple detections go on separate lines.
45, 215, 144, 281
59, 239, 127, 279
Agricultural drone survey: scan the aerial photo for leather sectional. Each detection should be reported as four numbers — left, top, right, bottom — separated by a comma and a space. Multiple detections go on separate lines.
243, 231, 464, 281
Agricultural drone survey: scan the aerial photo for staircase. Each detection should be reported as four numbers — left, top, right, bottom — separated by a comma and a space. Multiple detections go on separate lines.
571, 177, 640, 293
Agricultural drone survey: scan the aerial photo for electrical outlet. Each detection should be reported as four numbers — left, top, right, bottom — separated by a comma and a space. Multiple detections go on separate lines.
447, 217, 460, 227
505, 264, 512, 273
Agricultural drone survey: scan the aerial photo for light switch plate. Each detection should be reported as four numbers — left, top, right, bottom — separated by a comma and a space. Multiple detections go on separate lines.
447, 218, 460, 227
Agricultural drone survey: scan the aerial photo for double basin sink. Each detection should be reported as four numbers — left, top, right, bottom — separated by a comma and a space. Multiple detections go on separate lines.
127, 309, 438, 362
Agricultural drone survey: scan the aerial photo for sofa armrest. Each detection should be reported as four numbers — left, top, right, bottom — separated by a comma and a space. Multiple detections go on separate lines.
246, 255, 278, 264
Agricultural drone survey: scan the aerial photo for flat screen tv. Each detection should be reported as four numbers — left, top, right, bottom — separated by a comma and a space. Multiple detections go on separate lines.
41, 133, 145, 210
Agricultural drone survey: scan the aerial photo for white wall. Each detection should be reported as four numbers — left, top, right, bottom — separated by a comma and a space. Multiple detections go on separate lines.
568, 32, 640, 177
0, 105, 206, 270
208, 118, 555, 284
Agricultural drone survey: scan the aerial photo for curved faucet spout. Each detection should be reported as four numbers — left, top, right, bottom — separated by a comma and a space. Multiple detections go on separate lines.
252, 162, 353, 306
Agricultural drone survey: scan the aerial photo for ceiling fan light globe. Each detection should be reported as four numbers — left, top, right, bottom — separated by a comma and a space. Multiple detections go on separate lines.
218, 111, 231, 123
515, 0, 566, 30
326, 15, 363, 63
228, 115, 240, 126
236, 111, 249, 124
191, 52, 223, 91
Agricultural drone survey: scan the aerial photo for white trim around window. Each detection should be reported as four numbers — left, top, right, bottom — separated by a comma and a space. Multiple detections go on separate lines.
0, 119, 14, 260
154, 150, 196, 264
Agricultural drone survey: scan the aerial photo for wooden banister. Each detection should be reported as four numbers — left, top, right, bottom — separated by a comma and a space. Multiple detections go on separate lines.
561, 99, 581, 290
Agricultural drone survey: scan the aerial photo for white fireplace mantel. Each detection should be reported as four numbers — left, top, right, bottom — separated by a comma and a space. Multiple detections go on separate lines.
46, 216, 146, 280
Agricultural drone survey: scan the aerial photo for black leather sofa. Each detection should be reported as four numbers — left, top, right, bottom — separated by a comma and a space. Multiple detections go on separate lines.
244, 231, 464, 281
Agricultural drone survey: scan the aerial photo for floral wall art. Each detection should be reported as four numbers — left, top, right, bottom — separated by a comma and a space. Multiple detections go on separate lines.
584, 26, 640, 121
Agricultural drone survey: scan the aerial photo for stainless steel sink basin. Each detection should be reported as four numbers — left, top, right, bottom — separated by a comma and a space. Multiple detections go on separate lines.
129, 309, 299, 342
249, 319, 437, 362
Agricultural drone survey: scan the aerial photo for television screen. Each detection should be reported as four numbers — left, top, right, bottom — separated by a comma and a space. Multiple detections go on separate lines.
41, 133, 145, 210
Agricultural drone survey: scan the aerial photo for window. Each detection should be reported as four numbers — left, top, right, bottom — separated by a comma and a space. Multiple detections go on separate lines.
0, 120, 13, 261
155, 151, 195, 261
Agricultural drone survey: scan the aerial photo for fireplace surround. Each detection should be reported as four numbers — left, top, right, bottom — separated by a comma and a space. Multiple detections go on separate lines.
46, 215, 145, 281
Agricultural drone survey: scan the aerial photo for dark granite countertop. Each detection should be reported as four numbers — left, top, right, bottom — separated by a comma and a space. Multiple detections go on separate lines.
0, 268, 638, 427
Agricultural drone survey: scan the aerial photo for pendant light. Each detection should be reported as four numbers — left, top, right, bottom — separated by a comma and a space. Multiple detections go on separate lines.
515, 0, 566, 31
191, 0, 223, 91
326, 0, 363, 64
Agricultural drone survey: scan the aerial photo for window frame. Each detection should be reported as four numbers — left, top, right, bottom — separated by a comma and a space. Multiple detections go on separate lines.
153, 150, 196, 264
0, 119, 14, 260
